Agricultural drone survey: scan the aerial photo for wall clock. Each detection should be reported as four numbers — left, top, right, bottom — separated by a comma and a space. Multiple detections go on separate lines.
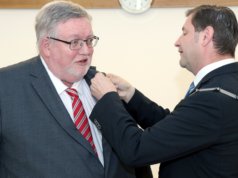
119, 0, 153, 14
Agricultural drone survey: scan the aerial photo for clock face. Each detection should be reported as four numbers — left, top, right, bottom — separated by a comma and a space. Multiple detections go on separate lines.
119, 0, 152, 14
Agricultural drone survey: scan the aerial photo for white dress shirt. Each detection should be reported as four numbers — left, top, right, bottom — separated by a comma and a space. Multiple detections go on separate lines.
41, 57, 104, 165
193, 58, 236, 87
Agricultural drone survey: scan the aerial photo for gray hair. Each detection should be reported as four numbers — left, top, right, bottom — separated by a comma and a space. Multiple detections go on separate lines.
35, 0, 91, 49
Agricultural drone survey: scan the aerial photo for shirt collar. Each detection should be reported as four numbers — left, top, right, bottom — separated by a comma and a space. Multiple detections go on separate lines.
40, 56, 82, 95
193, 58, 236, 86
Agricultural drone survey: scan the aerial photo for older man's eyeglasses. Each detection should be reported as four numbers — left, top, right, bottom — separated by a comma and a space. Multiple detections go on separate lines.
47, 36, 99, 50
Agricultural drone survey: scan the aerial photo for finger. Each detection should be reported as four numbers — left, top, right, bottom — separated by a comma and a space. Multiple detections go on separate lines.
107, 74, 120, 84
107, 73, 116, 79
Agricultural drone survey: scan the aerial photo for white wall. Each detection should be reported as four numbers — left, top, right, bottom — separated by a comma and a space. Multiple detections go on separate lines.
1, 6, 238, 178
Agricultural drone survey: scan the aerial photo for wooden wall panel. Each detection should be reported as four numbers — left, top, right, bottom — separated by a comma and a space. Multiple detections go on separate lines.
152, 0, 238, 7
0, 0, 238, 9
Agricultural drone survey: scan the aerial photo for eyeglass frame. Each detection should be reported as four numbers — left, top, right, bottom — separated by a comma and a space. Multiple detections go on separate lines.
47, 36, 99, 50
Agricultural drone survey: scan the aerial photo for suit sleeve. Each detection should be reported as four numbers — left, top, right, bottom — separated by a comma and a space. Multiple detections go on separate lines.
90, 90, 223, 167
124, 89, 170, 128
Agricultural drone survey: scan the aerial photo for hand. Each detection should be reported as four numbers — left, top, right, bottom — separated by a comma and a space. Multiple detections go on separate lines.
90, 73, 117, 100
107, 74, 135, 103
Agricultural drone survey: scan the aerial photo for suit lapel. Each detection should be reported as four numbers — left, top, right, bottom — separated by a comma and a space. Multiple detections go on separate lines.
84, 67, 113, 165
29, 57, 96, 156
84, 66, 97, 86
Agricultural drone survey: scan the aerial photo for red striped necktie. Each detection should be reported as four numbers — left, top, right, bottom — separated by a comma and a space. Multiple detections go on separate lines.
66, 88, 97, 155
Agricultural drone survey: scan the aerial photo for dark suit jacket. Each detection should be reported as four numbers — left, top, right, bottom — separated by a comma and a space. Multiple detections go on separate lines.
0, 56, 152, 178
90, 62, 238, 178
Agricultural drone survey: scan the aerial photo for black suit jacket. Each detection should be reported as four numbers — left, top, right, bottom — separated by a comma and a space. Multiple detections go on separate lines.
86, 65, 152, 178
0, 56, 152, 178
90, 62, 238, 178
86, 65, 153, 178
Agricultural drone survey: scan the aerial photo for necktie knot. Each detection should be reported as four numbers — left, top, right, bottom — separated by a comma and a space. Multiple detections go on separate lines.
66, 88, 78, 98
185, 82, 195, 97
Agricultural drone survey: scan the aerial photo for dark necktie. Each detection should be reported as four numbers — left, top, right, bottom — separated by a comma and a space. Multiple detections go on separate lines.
185, 82, 195, 97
